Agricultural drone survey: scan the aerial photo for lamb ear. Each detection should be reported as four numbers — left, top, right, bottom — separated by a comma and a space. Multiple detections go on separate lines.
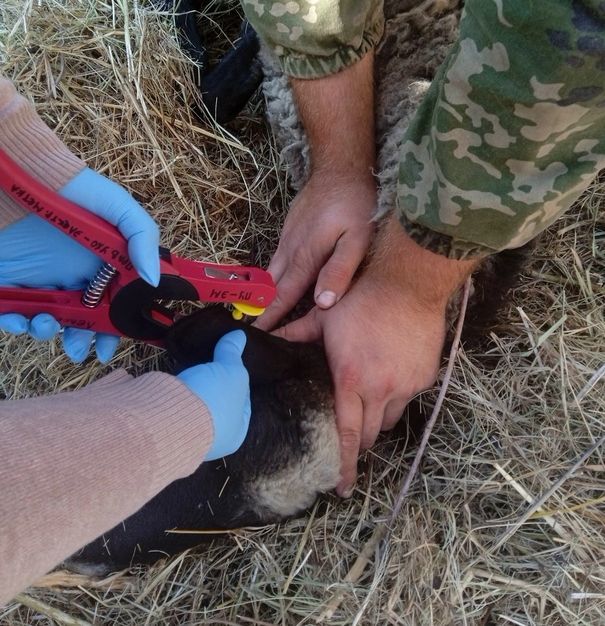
164, 306, 327, 385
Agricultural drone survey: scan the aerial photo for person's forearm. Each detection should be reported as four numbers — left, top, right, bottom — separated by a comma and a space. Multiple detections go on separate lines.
0, 76, 85, 229
291, 51, 376, 183
254, 50, 379, 329
370, 216, 478, 309
0, 371, 213, 606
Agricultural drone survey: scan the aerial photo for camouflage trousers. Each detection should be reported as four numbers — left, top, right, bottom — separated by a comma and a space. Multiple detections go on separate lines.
398, 0, 605, 258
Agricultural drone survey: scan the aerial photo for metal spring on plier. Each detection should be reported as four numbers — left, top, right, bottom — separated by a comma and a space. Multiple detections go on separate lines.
82, 262, 118, 308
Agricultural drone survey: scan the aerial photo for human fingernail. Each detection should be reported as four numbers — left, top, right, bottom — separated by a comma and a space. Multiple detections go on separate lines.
340, 485, 355, 499
316, 290, 337, 308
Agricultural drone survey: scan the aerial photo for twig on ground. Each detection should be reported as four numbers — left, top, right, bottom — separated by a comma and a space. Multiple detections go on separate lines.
387, 276, 471, 530
316, 277, 472, 623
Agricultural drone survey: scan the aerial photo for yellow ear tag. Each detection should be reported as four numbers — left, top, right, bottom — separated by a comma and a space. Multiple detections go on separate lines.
232, 302, 266, 320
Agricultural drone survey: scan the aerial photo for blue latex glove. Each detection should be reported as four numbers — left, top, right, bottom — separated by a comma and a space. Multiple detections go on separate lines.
177, 330, 251, 460
0, 167, 160, 363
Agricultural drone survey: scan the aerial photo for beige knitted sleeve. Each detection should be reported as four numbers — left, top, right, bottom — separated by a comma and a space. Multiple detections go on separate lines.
0, 370, 214, 605
0, 76, 86, 228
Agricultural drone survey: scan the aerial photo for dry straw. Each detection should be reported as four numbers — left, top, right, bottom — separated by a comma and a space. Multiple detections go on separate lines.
1, 1, 604, 625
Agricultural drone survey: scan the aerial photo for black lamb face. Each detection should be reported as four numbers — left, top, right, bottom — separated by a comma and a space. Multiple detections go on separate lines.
67, 307, 339, 574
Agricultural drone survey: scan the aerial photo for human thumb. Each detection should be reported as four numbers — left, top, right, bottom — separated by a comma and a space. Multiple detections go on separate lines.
213, 330, 247, 365
272, 309, 321, 343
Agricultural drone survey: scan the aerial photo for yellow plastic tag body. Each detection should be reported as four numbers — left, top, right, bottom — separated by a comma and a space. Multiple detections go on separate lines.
232, 302, 265, 320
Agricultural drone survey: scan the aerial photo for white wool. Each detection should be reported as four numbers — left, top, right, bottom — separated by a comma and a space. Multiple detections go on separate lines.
248, 409, 340, 518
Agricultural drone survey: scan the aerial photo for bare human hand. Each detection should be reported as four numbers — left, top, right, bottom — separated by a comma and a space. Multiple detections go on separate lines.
255, 173, 376, 331
256, 51, 376, 330
274, 219, 478, 496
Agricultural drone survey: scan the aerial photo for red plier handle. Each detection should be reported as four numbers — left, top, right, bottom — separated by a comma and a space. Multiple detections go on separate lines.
0, 149, 276, 341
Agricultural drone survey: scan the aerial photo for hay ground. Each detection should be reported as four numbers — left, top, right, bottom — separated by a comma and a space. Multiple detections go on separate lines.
1, 1, 604, 624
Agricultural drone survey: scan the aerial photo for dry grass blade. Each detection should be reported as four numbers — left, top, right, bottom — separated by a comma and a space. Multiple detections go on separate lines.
32, 569, 136, 591
490, 435, 605, 553
13, 594, 91, 626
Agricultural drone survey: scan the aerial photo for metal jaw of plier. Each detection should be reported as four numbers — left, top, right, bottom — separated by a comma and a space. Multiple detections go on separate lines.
0, 149, 276, 343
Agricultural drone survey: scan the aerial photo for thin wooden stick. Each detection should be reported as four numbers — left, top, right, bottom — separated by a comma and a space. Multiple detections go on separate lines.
387, 276, 471, 530
316, 277, 472, 622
